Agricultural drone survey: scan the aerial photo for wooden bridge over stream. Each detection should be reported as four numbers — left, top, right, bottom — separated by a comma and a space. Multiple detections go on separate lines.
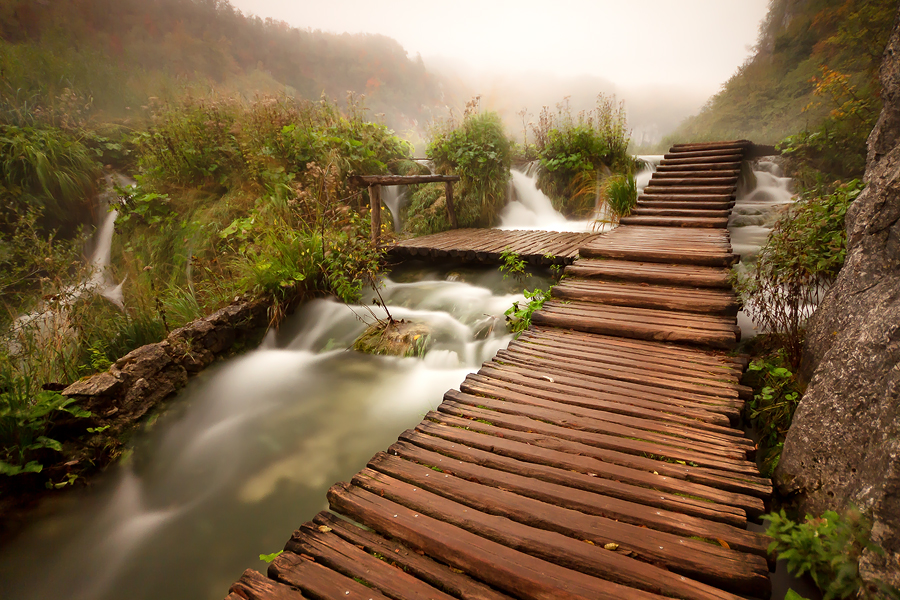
227, 140, 776, 600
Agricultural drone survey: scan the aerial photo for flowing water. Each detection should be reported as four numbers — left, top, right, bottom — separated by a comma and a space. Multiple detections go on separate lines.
0, 263, 546, 600
6, 174, 130, 355
728, 159, 797, 338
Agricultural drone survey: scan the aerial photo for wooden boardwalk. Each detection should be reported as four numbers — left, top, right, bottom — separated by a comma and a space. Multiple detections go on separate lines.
226, 140, 775, 600
386, 229, 603, 265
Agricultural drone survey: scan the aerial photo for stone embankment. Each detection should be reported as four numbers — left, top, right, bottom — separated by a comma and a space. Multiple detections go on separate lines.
63, 298, 270, 431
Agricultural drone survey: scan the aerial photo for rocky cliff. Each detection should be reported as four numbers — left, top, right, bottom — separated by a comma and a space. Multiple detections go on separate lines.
775, 8, 900, 588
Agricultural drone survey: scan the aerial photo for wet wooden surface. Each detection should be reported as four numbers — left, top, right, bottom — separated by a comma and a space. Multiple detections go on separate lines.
386, 228, 603, 265
226, 140, 776, 600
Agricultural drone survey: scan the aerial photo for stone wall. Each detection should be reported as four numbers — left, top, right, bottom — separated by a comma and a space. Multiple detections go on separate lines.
775, 8, 900, 588
62, 298, 270, 430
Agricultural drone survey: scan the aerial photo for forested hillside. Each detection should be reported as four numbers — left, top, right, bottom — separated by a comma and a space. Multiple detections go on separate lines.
668, 0, 896, 146
0, 0, 442, 130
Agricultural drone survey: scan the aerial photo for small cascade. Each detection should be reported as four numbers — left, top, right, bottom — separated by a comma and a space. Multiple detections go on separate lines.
382, 185, 408, 233
729, 160, 794, 261
729, 158, 797, 338
6, 174, 132, 353
635, 154, 663, 196
498, 164, 594, 232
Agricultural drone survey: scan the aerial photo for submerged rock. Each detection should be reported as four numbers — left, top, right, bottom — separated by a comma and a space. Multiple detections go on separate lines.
352, 319, 433, 357
775, 11, 900, 588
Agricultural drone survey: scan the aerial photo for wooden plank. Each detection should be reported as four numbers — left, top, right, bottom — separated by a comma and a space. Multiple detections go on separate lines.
362, 456, 770, 596
284, 522, 457, 600
420, 414, 771, 507
312, 512, 516, 600
382, 442, 769, 557
441, 394, 758, 473
480, 360, 743, 421
659, 154, 743, 165
397, 430, 749, 527
269, 551, 392, 600
532, 306, 738, 349
353, 174, 460, 185
565, 259, 732, 288
552, 279, 739, 315
513, 331, 743, 382
349, 469, 756, 600
656, 162, 741, 172
460, 374, 750, 448
644, 186, 735, 195
327, 482, 668, 600
228, 570, 305, 600
619, 216, 731, 228
476, 364, 738, 429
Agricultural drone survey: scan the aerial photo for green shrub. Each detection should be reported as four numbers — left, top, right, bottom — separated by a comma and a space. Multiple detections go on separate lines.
427, 101, 511, 228
404, 183, 451, 236
531, 95, 636, 217
0, 362, 91, 476
764, 508, 898, 600
743, 353, 802, 475
735, 179, 862, 367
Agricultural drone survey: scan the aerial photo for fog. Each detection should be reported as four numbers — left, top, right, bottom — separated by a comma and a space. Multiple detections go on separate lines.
228, 0, 769, 141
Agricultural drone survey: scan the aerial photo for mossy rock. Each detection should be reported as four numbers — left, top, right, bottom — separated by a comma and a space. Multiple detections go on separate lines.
352, 319, 434, 357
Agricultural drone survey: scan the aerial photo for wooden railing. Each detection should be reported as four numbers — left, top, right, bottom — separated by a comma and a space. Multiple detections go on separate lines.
351, 174, 460, 243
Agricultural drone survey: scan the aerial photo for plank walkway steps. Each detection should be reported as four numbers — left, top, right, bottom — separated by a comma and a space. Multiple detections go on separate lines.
226, 140, 776, 600
386, 228, 602, 265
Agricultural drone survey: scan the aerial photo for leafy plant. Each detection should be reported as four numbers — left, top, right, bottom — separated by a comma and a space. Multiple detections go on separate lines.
0, 365, 91, 476
499, 248, 529, 282
505, 287, 550, 335
734, 179, 862, 367
427, 99, 512, 228
764, 508, 898, 600
743, 353, 802, 475
597, 173, 638, 224
530, 95, 637, 217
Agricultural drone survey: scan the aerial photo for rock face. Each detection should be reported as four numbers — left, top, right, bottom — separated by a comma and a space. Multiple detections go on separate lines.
775, 9, 900, 588
62, 298, 269, 429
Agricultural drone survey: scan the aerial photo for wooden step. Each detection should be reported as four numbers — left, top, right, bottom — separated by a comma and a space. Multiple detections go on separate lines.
619, 215, 730, 228
644, 176, 738, 186
656, 162, 742, 172
532, 299, 740, 349
631, 208, 732, 218
659, 154, 743, 166
664, 149, 747, 159
566, 258, 732, 288
670, 140, 751, 152
638, 200, 735, 210
552, 278, 739, 315
653, 170, 741, 179
640, 193, 735, 202
643, 185, 736, 195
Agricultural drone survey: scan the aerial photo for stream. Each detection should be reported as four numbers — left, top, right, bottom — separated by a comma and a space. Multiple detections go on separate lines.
0, 160, 800, 600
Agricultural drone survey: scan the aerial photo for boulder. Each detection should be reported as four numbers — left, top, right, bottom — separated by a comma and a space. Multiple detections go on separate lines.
352, 319, 434, 357
775, 8, 900, 588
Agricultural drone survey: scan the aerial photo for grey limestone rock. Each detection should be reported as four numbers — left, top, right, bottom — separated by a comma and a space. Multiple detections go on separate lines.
775, 8, 900, 588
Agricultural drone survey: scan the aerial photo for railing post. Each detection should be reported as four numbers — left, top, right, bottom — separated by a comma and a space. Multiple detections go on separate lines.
445, 181, 458, 229
369, 184, 382, 244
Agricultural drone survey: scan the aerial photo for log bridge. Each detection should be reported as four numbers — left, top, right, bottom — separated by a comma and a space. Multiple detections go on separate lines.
228, 140, 776, 600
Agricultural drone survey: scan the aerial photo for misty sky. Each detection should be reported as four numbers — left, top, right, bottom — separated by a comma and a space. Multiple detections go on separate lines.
227, 0, 770, 91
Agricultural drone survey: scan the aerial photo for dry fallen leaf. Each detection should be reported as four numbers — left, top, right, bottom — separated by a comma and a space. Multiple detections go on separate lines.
583, 540, 595, 545
540, 375, 554, 382
717, 539, 730, 549
604, 543, 619, 551
317, 525, 333, 533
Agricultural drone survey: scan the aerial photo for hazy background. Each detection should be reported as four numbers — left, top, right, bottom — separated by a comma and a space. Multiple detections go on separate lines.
227, 0, 770, 144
